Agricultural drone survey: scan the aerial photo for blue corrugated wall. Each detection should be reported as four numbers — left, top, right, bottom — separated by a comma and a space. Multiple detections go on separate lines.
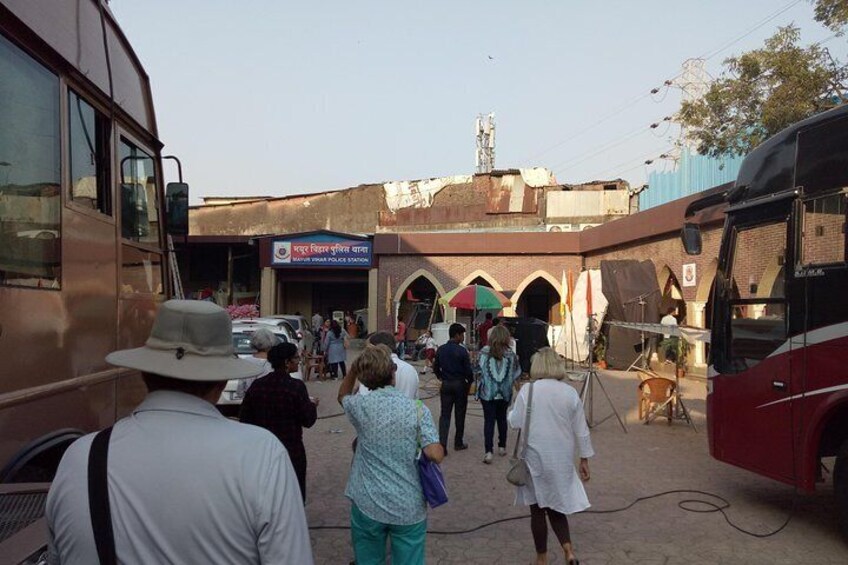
641, 148, 743, 210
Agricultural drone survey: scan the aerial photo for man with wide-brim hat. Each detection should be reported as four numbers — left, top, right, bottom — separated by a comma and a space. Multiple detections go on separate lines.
46, 300, 314, 564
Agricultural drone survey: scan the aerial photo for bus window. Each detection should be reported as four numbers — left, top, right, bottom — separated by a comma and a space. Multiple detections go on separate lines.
728, 222, 788, 369
120, 139, 159, 245
801, 192, 846, 266
0, 34, 61, 289
69, 90, 111, 215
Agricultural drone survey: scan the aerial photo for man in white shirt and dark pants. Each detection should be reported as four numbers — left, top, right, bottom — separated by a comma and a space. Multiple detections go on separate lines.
46, 300, 314, 564
660, 307, 679, 364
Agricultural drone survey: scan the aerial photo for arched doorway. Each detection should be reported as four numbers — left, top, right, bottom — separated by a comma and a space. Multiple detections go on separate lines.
468, 276, 493, 288
396, 274, 443, 345
516, 278, 561, 325
658, 265, 686, 323
459, 270, 502, 290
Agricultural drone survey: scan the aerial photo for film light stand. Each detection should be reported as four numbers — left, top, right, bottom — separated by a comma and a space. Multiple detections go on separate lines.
579, 315, 627, 433
643, 363, 698, 431
672, 370, 697, 431
625, 291, 655, 372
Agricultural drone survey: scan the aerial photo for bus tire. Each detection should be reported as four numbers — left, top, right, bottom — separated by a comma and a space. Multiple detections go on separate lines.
836, 438, 848, 539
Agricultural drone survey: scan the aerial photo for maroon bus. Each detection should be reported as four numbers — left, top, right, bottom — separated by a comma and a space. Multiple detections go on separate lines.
683, 103, 848, 536
0, 1, 186, 559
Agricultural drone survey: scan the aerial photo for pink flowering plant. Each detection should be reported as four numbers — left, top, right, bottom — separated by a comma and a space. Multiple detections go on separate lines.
226, 304, 259, 320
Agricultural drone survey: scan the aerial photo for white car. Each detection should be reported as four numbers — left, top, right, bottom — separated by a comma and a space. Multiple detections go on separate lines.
218, 320, 300, 417
269, 315, 314, 353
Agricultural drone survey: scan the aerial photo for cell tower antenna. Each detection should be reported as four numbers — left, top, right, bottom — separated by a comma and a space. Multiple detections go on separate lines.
475, 112, 496, 173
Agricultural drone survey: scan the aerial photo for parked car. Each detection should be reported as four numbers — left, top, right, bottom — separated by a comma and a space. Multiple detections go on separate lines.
218, 320, 299, 417
271, 314, 314, 353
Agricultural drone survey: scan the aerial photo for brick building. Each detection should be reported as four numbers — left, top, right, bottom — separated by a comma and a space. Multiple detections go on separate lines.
373, 188, 727, 368
184, 170, 729, 369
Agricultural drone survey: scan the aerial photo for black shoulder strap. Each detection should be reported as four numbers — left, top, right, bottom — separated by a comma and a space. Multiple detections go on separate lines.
88, 426, 117, 565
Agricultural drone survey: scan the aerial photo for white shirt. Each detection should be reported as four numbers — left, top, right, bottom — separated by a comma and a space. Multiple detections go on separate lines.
312, 314, 323, 330
359, 353, 419, 399
660, 313, 678, 338
46, 390, 313, 565
508, 380, 594, 515
487, 325, 516, 351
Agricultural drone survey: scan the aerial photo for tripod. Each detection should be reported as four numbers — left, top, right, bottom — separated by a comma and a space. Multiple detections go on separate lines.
625, 291, 657, 372
579, 316, 627, 433
642, 367, 697, 431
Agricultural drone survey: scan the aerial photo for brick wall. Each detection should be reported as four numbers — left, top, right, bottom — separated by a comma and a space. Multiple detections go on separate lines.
802, 208, 845, 265
730, 222, 786, 299
376, 254, 583, 331
583, 224, 724, 303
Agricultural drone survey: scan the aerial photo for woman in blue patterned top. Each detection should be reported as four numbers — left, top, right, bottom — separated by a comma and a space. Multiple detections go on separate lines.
477, 324, 522, 464
338, 345, 444, 565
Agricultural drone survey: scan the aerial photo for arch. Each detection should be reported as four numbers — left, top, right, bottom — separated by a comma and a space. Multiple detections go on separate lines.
657, 264, 673, 292
394, 268, 447, 303
696, 259, 718, 302
658, 265, 686, 323
757, 262, 785, 300
511, 270, 562, 307
458, 270, 503, 291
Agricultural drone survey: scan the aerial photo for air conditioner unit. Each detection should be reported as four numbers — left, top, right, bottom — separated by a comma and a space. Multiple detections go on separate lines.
547, 224, 573, 232
580, 223, 601, 231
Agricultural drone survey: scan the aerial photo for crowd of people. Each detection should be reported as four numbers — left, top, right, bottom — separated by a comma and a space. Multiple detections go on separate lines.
45, 300, 593, 565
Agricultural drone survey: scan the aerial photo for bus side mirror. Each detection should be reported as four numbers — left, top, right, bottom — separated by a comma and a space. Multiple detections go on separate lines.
681, 222, 702, 255
165, 182, 189, 236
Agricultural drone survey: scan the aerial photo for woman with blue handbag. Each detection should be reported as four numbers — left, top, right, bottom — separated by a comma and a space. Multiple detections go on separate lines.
338, 345, 445, 565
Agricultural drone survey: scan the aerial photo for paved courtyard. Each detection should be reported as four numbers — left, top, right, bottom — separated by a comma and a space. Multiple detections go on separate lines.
300, 359, 846, 564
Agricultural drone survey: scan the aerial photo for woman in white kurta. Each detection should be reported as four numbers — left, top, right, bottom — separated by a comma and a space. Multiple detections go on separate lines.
508, 347, 593, 565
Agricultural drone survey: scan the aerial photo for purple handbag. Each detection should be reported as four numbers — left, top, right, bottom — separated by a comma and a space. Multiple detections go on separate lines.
416, 401, 448, 508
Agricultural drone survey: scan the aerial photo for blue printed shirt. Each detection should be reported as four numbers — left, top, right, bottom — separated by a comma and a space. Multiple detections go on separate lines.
343, 387, 439, 525
477, 347, 522, 402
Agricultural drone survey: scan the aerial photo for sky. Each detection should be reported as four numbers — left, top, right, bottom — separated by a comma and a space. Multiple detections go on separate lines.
109, 0, 846, 203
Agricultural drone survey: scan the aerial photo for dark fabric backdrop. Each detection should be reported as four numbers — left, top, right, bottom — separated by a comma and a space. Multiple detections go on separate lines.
600, 260, 661, 369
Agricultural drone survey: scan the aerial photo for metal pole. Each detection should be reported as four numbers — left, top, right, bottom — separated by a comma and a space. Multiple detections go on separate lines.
227, 245, 234, 306
163, 155, 183, 183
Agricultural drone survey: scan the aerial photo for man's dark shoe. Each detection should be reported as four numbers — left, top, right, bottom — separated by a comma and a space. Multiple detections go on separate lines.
454, 443, 469, 451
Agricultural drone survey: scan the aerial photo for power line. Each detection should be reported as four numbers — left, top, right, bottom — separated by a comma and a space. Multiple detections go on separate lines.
698, 0, 804, 61
551, 116, 672, 178
549, 119, 662, 174
583, 147, 671, 182
523, 0, 806, 166
525, 92, 653, 163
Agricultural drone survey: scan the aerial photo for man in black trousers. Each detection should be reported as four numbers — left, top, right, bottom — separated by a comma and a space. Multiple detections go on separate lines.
433, 323, 474, 454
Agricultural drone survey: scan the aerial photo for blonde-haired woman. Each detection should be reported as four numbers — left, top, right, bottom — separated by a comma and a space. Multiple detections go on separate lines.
508, 347, 592, 565
477, 324, 522, 463
338, 344, 444, 564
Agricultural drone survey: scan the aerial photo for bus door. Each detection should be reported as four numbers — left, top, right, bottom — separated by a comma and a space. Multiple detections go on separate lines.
713, 203, 794, 482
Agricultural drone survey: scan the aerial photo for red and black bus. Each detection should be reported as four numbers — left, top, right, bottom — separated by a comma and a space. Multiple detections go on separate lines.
683, 103, 848, 535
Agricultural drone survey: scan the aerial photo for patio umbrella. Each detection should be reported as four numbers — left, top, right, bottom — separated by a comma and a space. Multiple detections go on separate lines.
439, 284, 511, 310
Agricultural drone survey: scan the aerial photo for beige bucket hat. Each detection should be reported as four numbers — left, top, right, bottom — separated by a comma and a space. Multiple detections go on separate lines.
106, 300, 265, 382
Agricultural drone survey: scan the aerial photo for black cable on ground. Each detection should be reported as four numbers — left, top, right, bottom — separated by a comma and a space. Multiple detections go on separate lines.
316, 412, 346, 420
308, 488, 797, 539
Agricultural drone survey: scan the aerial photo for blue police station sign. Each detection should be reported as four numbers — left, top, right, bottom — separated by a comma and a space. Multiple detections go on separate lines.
270, 233, 372, 268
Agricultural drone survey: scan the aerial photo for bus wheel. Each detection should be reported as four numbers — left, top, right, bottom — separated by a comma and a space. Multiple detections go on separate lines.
836, 439, 848, 539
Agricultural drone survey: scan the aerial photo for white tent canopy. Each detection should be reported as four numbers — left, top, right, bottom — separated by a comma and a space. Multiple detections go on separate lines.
559, 269, 607, 361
